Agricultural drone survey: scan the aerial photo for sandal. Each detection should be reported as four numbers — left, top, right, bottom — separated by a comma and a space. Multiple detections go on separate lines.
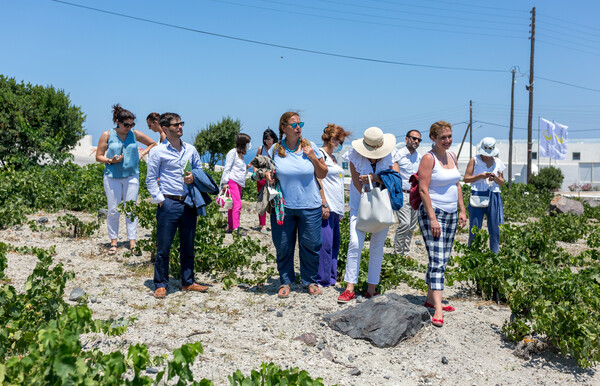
307, 283, 322, 296
278, 285, 290, 298
431, 315, 444, 328
424, 301, 455, 312
108, 245, 118, 255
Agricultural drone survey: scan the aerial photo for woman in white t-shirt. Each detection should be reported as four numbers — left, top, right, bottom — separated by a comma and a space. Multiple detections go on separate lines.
220, 133, 251, 235
464, 137, 505, 253
316, 124, 351, 287
417, 121, 467, 328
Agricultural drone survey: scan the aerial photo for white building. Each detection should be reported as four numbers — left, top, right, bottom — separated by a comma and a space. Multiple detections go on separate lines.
337, 138, 600, 191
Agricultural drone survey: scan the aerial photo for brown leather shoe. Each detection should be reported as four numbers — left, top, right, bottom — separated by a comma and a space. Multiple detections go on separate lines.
154, 287, 166, 298
182, 283, 208, 292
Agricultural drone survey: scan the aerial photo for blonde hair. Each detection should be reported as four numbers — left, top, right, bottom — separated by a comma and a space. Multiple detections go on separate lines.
429, 121, 452, 139
276, 111, 310, 157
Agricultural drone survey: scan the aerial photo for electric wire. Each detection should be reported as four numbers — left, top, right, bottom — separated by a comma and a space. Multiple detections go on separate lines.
304, 0, 525, 27
210, 0, 525, 38
537, 12, 600, 35
50, 0, 508, 73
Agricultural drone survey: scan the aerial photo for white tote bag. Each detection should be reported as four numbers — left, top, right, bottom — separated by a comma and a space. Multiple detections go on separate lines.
356, 175, 396, 233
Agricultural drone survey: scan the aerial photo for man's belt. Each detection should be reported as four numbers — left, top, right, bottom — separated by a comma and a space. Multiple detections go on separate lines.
164, 194, 187, 202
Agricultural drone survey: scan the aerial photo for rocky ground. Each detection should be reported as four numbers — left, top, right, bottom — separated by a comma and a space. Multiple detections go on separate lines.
2, 202, 598, 386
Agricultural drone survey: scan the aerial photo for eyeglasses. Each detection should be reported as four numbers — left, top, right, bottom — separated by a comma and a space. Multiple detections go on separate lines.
286, 122, 304, 129
408, 136, 422, 143
123, 122, 135, 128
169, 122, 185, 127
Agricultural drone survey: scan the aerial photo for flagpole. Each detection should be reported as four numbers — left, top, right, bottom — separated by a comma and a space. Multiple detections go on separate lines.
537, 116, 540, 170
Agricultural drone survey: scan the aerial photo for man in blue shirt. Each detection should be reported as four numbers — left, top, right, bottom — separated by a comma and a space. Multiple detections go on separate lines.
146, 112, 207, 298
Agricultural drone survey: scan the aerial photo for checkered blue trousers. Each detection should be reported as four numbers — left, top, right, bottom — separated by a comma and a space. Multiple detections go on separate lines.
417, 205, 458, 291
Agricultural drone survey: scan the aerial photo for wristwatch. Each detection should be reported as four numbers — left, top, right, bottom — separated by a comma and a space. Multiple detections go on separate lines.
322, 203, 329, 208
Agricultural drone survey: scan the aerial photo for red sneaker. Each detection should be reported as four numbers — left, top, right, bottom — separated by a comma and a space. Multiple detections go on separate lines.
337, 289, 355, 303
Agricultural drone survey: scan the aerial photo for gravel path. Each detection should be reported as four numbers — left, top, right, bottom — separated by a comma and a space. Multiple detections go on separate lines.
2, 204, 598, 385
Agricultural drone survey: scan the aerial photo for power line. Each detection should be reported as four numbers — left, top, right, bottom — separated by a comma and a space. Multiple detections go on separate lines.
536, 76, 600, 93
51, 0, 507, 73
210, 0, 525, 38
477, 120, 598, 133
537, 12, 600, 35
425, 0, 527, 14
309, 0, 525, 27
537, 39, 600, 58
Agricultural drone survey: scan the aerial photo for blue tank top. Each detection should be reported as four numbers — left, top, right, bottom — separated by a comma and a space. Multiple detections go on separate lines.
104, 128, 139, 178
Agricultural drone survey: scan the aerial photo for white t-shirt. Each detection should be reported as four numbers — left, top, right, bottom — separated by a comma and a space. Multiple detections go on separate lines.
343, 148, 395, 211
220, 148, 247, 187
319, 148, 345, 217
471, 155, 506, 193
393, 147, 422, 191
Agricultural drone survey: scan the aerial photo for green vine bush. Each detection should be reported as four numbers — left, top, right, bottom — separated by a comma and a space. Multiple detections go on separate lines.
452, 221, 600, 368
228, 362, 324, 385
126, 201, 275, 289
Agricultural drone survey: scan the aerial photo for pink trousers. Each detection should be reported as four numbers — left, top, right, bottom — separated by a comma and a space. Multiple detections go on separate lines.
227, 179, 243, 230
257, 179, 267, 226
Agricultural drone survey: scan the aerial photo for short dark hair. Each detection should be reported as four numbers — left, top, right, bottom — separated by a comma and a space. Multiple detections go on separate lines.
405, 129, 421, 138
263, 128, 278, 146
159, 112, 181, 128
235, 133, 251, 155
147, 112, 160, 122
112, 104, 135, 124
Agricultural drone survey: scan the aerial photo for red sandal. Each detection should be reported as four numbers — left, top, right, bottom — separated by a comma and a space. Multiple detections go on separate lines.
431, 315, 444, 328
424, 301, 455, 312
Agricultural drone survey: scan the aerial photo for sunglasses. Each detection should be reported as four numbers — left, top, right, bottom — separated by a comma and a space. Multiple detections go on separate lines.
122, 122, 135, 128
408, 136, 422, 143
483, 145, 495, 150
286, 122, 304, 129
169, 122, 185, 127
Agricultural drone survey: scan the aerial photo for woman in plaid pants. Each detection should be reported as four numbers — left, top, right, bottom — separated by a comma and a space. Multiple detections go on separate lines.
417, 121, 467, 327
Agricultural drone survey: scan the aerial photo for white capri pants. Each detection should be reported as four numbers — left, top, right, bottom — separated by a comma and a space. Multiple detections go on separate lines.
103, 174, 139, 240
343, 210, 389, 285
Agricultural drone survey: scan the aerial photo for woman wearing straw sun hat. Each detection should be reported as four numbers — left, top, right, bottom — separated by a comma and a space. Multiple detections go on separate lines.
337, 127, 401, 303
464, 137, 505, 253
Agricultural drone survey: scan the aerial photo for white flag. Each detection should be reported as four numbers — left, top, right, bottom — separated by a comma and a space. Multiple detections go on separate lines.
539, 117, 554, 158
552, 122, 568, 160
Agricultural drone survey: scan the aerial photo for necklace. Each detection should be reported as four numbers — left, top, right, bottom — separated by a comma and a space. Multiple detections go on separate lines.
283, 138, 300, 153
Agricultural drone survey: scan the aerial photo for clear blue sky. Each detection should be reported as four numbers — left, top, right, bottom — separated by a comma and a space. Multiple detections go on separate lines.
2, 0, 599, 152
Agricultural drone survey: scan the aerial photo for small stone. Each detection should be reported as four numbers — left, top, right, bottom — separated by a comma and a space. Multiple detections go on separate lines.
71, 252, 77, 256
350, 368, 361, 376
90, 297, 97, 303
276, 311, 283, 317
490, 305, 500, 311
384, 375, 391, 379
145, 367, 159, 374
98, 209, 109, 218
37, 217, 49, 224
348, 354, 355, 362
267, 308, 276, 312
317, 342, 325, 351
294, 332, 317, 346
442, 356, 449, 365
415, 240, 423, 245
262, 327, 268, 331
209, 348, 215, 352
69, 287, 86, 301
238, 283, 250, 289
356, 296, 365, 303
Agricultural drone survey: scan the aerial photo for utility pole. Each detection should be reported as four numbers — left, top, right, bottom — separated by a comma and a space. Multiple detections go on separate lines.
508, 68, 515, 188
469, 100, 473, 159
526, 7, 536, 183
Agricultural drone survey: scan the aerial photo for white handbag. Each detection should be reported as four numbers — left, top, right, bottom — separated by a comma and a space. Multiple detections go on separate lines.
470, 189, 491, 208
356, 175, 396, 233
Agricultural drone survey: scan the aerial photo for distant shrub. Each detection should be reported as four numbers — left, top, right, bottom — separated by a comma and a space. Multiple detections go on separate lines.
529, 166, 564, 191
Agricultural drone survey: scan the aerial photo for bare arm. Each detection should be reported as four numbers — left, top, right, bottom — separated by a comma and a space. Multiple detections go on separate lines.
134, 130, 157, 159
95, 131, 122, 164
463, 157, 491, 184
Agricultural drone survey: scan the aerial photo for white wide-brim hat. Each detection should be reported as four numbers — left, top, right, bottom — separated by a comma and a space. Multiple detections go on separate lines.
478, 137, 499, 157
351, 127, 396, 159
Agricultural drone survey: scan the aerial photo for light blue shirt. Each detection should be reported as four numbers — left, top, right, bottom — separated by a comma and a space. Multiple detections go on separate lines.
146, 140, 202, 204
104, 128, 139, 178
270, 141, 323, 210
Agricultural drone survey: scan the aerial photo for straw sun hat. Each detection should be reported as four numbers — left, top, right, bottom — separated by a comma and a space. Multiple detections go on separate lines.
351, 127, 396, 159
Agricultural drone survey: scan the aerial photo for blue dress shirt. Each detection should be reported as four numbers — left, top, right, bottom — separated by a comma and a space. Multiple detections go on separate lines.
146, 140, 202, 204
